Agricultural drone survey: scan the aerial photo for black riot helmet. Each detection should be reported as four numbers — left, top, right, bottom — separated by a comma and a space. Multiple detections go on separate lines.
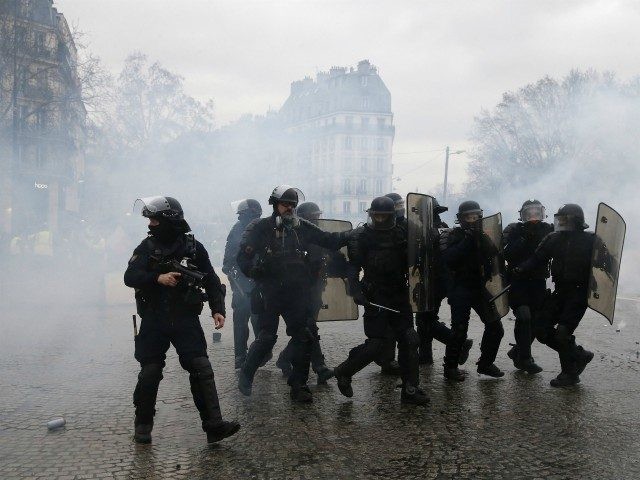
433, 198, 448, 215
385, 192, 405, 219
236, 199, 262, 218
554, 203, 588, 231
136, 196, 184, 220
134, 196, 191, 241
519, 199, 546, 223
296, 202, 322, 224
268, 185, 305, 208
456, 200, 483, 228
367, 196, 396, 230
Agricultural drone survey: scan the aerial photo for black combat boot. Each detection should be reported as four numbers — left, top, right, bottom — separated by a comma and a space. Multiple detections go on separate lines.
134, 423, 153, 444
238, 370, 252, 396
380, 360, 401, 376
575, 348, 594, 375
550, 372, 580, 387
290, 385, 313, 403
206, 421, 241, 443
444, 366, 466, 382
400, 385, 430, 405
508, 344, 542, 374
315, 365, 334, 385
458, 339, 473, 365
335, 371, 354, 398
276, 355, 293, 378
477, 362, 505, 378
258, 350, 273, 368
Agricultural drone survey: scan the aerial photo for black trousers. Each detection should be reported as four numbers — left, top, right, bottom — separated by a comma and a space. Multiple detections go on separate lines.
231, 289, 259, 359
444, 284, 504, 368
133, 311, 222, 431
535, 284, 588, 374
242, 282, 314, 387
336, 298, 420, 387
508, 278, 547, 361
415, 295, 453, 348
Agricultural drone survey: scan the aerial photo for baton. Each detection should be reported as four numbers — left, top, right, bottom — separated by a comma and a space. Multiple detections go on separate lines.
229, 274, 247, 297
368, 302, 400, 314
132, 314, 138, 337
489, 284, 511, 304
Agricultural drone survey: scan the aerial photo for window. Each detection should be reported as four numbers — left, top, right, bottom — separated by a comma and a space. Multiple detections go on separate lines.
377, 117, 386, 126
362, 117, 370, 129
360, 75, 368, 87
376, 138, 385, 151
343, 179, 352, 194
375, 179, 383, 194
361, 137, 368, 149
358, 179, 367, 194
362, 97, 369, 109
344, 136, 352, 150
35, 31, 45, 50
376, 157, 384, 171
343, 201, 351, 214
359, 202, 367, 212
345, 116, 353, 126
360, 158, 367, 172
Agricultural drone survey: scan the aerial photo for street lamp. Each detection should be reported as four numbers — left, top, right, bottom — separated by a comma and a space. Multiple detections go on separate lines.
443, 146, 465, 205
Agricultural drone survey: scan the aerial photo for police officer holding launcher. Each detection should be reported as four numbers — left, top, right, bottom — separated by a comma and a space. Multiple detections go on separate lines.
124, 196, 239, 444
503, 200, 553, 374
222, 199, 262, 369
237, 186, 348, 403
333, 196, 429, 405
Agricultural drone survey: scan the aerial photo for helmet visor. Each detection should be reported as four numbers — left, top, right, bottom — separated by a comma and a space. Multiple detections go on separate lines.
521, 205, 545, 222
461, 212, 482, 224
367, 212, 396, 230
554, 214, 578, 231
134, 196, 172, 218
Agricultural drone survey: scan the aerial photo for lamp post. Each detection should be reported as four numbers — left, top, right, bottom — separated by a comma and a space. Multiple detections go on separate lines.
443, 146, 465, 204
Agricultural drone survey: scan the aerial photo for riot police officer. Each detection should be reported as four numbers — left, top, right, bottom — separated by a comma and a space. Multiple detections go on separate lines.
237, 186, 348, 403
503, 200, 553, 374
275, 202, 335, 385
222, 199, 262, 369
124, 196, 239, 444
414, 199, 473, 365
441, 201, 505, 381
517, 204, 595, 387
333, 196, 429, 405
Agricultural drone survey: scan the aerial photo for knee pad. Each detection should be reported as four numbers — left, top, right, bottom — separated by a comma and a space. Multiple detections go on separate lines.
291, 327, 315, 344
184, 356, 214, 378
139, 363, 163, 383
257, 330, 278, 347
515, 305, 532, 322
399, 328, 420, 348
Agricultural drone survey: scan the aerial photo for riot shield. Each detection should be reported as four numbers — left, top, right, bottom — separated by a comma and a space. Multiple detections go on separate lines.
479, 213, 509, 319
316, 219, 359, 322
406, 193, 435, 312
588, 203, 626, 325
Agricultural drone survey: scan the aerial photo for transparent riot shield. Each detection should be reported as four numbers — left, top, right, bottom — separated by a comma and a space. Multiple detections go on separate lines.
479, 213, 509, 319
406, 193, 435, 312
316, 219, 359, 322
588, 203, 626, 325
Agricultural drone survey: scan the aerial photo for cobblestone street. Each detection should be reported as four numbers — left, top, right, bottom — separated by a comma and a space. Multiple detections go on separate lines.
1, 296, 640, 479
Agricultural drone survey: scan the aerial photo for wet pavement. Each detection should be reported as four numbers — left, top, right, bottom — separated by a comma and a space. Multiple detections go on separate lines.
1, 297, 640, 479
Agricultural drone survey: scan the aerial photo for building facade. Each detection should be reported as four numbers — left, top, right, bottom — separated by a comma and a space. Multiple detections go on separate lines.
278, 60, 394, 223
0, 0, 85, 237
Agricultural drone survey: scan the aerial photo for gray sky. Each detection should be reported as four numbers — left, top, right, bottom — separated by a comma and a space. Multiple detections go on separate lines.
56, 0, 640, 195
